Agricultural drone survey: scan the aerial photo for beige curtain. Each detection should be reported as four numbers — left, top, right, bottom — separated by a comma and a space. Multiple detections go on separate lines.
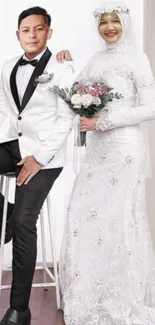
143, 0, 155, 242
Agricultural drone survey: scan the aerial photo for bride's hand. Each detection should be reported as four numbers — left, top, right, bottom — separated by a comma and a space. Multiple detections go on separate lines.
80, 117, 99, 131
56, 50, 73, 63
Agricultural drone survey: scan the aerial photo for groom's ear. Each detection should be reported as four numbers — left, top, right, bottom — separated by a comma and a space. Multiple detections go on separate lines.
16, 31, 20, 41
47, 28, 53, 40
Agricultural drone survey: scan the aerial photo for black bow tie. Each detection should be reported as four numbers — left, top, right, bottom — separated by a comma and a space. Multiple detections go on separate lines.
19, 58, 38, 67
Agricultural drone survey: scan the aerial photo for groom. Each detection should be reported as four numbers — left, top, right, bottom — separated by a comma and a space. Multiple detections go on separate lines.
0, 6, 74, 325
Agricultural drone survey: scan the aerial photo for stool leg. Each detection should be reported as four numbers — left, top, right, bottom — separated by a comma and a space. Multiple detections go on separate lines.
40, 206, 47, 289
46, 194, 61, 310
0, 177, 10, 296
0, 175, 4, 193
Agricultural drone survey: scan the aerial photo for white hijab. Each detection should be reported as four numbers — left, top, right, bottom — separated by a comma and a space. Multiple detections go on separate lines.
93, 1, 136, 50
78, 2, 136, 80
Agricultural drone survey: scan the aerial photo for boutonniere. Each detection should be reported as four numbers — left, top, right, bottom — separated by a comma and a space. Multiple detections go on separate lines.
35, 71, 54, 84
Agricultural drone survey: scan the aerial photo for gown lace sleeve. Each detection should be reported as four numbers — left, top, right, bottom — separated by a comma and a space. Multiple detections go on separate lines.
95, 53, 155, 131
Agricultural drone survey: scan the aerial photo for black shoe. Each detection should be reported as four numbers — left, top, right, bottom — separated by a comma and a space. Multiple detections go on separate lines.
0, 193, 14, 244
0, 307, 31, 325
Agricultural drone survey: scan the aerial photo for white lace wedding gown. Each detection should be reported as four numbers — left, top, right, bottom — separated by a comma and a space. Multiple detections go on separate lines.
59, 44, 155, 325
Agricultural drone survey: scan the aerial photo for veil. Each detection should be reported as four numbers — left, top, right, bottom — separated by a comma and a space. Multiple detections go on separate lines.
93, 1, 137, 49
77, 1, 137, 81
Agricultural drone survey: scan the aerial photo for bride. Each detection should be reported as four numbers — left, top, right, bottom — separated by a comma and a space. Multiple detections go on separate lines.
59, 2, 155, 324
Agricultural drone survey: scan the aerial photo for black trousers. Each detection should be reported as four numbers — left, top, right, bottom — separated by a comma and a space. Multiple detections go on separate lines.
0, 140, 62, 311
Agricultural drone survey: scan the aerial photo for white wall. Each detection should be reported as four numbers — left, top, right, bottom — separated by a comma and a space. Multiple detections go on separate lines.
1, 0, 144, 267
143, 0, 155, 242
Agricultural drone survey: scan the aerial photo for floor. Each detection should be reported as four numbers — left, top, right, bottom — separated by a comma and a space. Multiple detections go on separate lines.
0, 270, 65, 325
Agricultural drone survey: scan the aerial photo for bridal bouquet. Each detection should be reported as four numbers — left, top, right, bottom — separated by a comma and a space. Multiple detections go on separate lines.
50, 81, 122, 145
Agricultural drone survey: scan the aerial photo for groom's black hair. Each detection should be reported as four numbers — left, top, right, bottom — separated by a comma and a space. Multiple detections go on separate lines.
18, 6, 51, 28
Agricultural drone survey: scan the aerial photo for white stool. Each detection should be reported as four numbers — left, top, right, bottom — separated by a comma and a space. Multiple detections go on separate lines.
0, 172, 60, 309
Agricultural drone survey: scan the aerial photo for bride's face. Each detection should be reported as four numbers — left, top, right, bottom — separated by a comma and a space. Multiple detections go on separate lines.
98, 12, 122, 44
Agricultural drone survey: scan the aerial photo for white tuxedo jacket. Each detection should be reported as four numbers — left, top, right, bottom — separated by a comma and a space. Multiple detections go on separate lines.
0, 48, 75, 169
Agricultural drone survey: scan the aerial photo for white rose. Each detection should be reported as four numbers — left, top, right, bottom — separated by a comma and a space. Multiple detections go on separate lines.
92, 97, 101, 106
71, 94, 82, 108
81, 94, 93, 108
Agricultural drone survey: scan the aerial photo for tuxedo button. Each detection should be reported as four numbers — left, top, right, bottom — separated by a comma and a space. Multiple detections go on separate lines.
18, 116, 22, 120
18, 132, 22, 137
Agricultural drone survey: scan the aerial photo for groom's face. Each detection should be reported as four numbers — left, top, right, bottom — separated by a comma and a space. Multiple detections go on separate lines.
16, 15, 52, 58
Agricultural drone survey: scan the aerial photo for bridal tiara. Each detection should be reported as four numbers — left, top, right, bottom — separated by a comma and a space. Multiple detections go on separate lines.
93, 3, 130, 17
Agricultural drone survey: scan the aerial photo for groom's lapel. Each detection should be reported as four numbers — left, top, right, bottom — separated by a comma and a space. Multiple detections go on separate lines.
10, 57, 23, 112
21, 48, 52, 112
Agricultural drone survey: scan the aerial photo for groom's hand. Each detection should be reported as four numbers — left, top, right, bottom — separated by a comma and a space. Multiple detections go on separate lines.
17, 156, 42, 186
56, 50, 73, 63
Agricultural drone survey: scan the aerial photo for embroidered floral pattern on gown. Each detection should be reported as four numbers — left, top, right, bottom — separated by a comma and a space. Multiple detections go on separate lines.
59, 45, 155, 325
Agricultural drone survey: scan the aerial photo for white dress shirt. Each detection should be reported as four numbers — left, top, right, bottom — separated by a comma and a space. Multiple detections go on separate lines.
16, 48, 47, 104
